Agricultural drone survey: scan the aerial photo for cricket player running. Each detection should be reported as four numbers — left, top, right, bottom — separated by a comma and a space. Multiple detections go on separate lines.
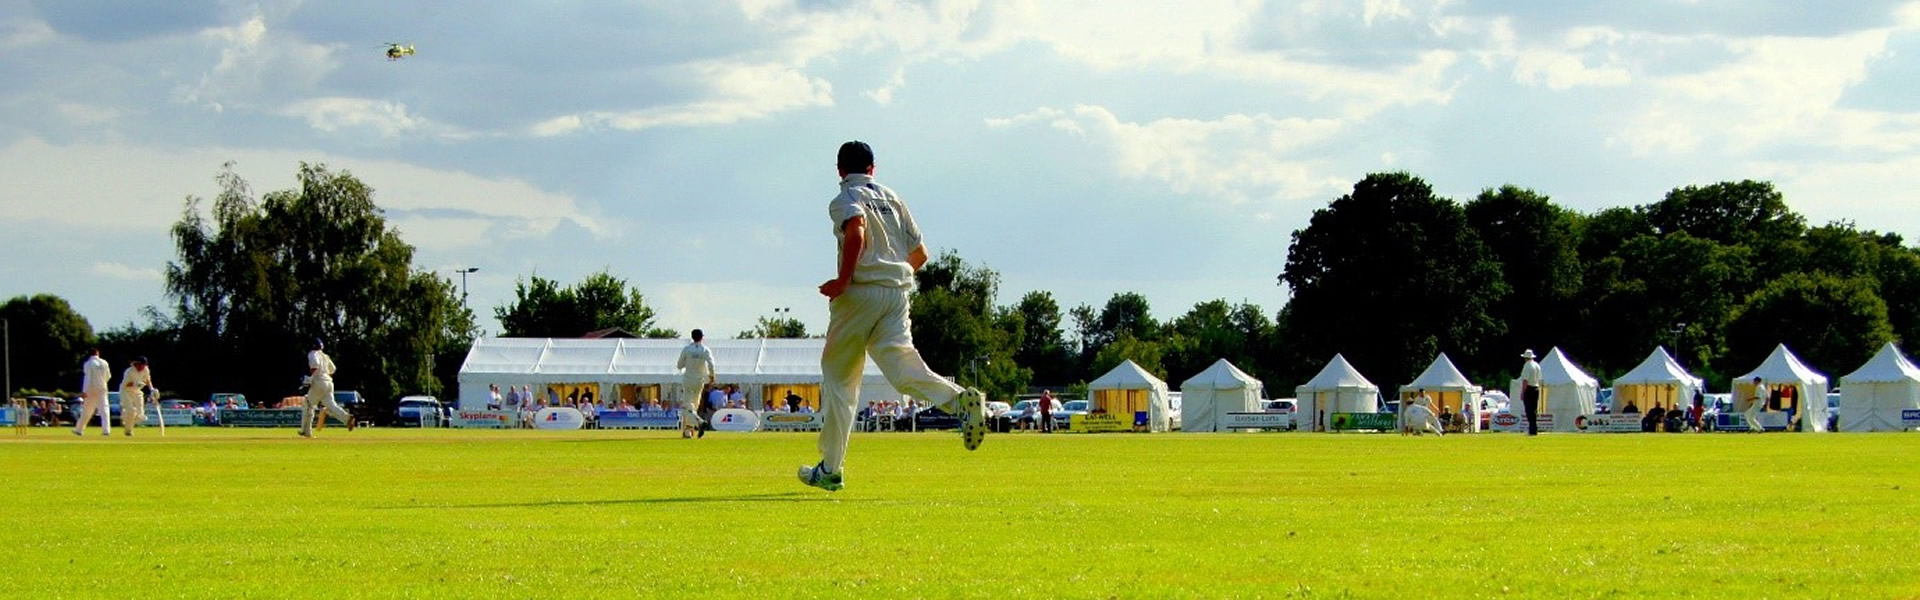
799, 141, 988, 492
117, 357, 154, 436
676, 329, 716, 439
72, 348, 113, 436
300, 338, 354, 437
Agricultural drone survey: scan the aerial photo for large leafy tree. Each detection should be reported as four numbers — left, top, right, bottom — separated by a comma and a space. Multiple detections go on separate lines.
0, 294, 96, 393
909, 252, 1028, 400
1465, 185, 1583, 367
1279, 172, 1506, 385
1162, 299, 1273, 384
495, 271, 675, 338
1011, 291, 1075, 386
165, 163, 476, 409
1722, 273, 1893, 377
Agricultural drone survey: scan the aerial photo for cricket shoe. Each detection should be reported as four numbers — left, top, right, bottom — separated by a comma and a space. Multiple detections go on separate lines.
957, 388, 988, 451
797, 462, 843, 492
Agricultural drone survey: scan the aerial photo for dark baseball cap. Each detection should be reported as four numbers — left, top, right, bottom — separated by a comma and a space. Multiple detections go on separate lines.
837, 141, 874, 172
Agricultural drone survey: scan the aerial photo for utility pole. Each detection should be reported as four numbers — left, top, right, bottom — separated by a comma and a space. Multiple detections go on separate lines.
454, 267, 480, 309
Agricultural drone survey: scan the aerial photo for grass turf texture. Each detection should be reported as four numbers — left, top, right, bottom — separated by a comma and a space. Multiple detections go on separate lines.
3, 428, 1916, 599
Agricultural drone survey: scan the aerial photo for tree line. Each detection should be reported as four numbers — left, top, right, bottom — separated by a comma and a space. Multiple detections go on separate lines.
7, 165, 1915, 409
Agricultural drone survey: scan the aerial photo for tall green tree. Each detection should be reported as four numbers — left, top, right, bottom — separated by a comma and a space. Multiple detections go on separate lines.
909, 252, 1028, 400
1162, 299, 1273, 384
165, 162, 475, 409
1279, 172, 1507, 385
0, 294, 96, 392
1465, 186, 1583, 365
495, 271, 675, 338
738, 314, 808, 338
1012, 291, 1075, 385
1722, 273, 1893, 377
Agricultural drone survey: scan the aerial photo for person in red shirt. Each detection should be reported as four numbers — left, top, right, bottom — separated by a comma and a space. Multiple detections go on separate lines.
1038, 390, 1055, 433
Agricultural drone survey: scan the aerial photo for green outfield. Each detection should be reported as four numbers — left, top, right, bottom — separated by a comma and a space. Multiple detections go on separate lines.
3, 428, 1915, 599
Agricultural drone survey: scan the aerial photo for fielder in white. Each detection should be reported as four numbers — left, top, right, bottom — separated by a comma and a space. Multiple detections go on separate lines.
799, 141, 988, 492
1744, 377, 1768, 434
675, 329, 716, 439
117, 357, 154, 436
301, 339, 354, 437
1402, 388, 1444, 436
72, 348, 113, 436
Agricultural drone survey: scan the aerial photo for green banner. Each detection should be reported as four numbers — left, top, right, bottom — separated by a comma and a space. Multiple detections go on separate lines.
1329, 412, 1397, 431
220, 409, 347, 428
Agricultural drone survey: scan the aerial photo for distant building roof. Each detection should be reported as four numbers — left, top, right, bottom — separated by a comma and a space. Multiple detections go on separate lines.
581, 328, 638, 339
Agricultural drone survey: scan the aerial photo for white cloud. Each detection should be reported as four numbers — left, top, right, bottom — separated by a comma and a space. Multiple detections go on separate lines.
176, 12, 340, 112
280, 97, 464, 140
864, 68, 907, 105
56, 102, 126, 126
989, 105, 1351, 206
92, 262, 163, 282
0, 17, 55, 50
0, 137, 605, 240
529, 62, 832, 136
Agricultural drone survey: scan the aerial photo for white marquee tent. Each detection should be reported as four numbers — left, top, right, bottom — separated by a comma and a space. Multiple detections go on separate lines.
1295, 354, 1380, 432
1401, 353, 1481, 427
1179, 359, 1263, 433
1733, 344, 1829, 433
1610, 347, 1703, 414
1839, 342, 1920, 432
457, 338, 899, 410
1536, 347, 1598, 430
1089, 359, 1172, 432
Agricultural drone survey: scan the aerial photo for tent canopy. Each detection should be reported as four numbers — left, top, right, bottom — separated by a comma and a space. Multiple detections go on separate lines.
1400, 353, 1481, 417
1295, 354, 1380, 432
1839, 342, 1920, 432
1179, 359, 1263, 433
1610, 347, 1703, 413
1503, 347, 1599, 431
1089, 359, 1172, 432
1731, 344, 1830, 433
456, 338, 893, 409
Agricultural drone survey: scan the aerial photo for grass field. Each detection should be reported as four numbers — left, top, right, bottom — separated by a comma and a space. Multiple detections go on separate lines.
3, 427, 1917, 599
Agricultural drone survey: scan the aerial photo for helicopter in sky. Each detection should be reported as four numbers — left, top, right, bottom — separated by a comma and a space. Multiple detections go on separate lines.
385, 42, 415, 61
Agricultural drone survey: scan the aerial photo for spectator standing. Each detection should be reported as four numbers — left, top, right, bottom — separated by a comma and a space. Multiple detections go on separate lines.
488, 384, 503, 410
1038, 390, 1055, 433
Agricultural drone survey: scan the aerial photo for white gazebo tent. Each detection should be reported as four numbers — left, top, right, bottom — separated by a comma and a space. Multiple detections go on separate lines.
1295, 354, 1380, 432
1732, 344, 1830, 433
1089, 359, 1172, 432
456, 338, 899, 411
1400, 353, 1481, 427
1610, 347, 1702, 414
1178, 359, 1263, 433
1839, 342, 1920, 432
1538, 347, 1598, 430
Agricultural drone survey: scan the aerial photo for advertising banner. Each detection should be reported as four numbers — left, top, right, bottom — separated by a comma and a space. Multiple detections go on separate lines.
1221, 411, 1291, 430
597, 410, 681, 429
1714, 412, 1790, 432
759, 412, 824, 430
1329, 412, 1397, 432
712, 409, 760, 432
1489, 412, 1555, 433
135, 407, 200, 427
1903, 409, 1920, 427
533, 407, 587, 430
1574, 413, 1640, 433
0, 406, 14, 426
220, 409, 347, 428
451, 410, 516, 429
1070, 413, 1132, 433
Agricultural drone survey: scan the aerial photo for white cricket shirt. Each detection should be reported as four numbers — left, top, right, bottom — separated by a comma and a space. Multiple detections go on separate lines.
309, 350, 337, 384
82, 356, 111, 392
120, 366, 151, 390
677, 342, 714, 383
1520, 359, 1543, 387
828, 173, 923, 288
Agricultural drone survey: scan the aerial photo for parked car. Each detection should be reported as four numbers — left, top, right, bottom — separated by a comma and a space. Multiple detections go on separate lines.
993, 398, 1064, 432
1262, 398, 1297, 414
1827, 392, 1841, 431
209, 393, 249, 409
394, 396, 445, 427
1052, 400, 1090, 430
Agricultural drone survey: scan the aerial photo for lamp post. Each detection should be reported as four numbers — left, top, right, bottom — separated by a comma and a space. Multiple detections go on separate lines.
454, 267, 480, 309
771, 307, 791, 338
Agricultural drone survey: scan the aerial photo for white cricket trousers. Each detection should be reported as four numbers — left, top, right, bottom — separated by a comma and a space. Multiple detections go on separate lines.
679, 380, 705, 429
119, 387, 147, 429
301, 380, 350, 435
1405, 405, 1443, 434
818, 284, 964, 473
1744, 403, 1765, 433
74, 388, 111, 434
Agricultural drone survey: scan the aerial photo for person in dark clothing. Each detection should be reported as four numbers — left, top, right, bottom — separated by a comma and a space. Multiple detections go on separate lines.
786, 391, 804, 413
1519, 349, 1543, 435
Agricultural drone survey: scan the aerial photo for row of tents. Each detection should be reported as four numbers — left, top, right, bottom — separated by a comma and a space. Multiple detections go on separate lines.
1165, 342, 1920, 433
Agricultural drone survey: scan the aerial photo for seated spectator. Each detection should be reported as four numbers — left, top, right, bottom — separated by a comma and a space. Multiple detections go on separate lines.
1622, 401, 1640, 414
1664, 409, 1686, 433
1642, 405, 1666, 432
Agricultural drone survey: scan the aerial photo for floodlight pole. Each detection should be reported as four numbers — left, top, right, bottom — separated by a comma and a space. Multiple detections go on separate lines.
5, 318, 17, 435
455, 267, 480, 310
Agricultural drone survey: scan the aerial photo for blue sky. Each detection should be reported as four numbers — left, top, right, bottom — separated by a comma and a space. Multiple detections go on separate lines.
4, 0, 1920, 339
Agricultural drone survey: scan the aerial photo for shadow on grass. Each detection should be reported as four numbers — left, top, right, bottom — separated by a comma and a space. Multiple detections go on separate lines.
379, 492, 859, 510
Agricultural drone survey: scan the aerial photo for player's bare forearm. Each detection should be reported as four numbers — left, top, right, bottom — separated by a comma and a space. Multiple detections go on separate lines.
908, 244, 928, 272
821, 216, 865, 299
